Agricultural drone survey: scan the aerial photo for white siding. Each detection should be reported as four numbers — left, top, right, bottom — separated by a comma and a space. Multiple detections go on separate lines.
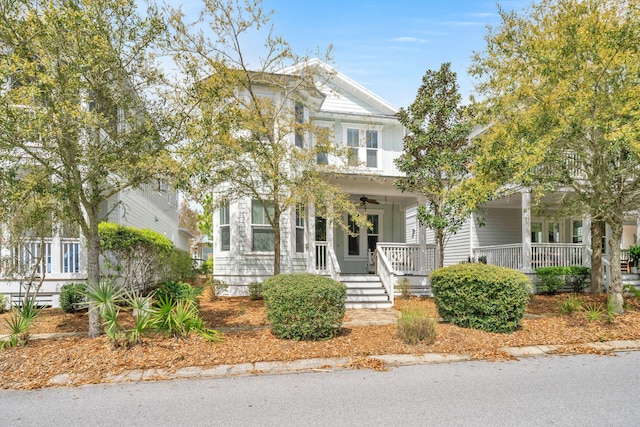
318, 80, 391, 117
406, 206, 418, 244
475, 208, 522, 247
104, 186, 185, 251
443, 219, 472, 266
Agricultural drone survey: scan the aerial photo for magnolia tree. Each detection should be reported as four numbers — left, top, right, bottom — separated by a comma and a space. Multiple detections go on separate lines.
395, 63, 476, 268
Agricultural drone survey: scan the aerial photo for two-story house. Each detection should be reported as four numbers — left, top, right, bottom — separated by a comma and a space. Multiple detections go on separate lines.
209, 60, 437, 307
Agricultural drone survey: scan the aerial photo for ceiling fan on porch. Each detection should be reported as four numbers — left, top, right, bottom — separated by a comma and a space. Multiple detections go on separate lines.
359, 195, 380, 206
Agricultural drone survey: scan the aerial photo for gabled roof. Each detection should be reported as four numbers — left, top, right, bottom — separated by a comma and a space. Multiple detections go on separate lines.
283, 59, 398, 118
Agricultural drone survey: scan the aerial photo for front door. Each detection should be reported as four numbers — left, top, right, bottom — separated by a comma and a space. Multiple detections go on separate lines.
346, 212, 382, 273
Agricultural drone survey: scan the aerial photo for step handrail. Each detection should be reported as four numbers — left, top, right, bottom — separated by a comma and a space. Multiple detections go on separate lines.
375, 248, 394, 305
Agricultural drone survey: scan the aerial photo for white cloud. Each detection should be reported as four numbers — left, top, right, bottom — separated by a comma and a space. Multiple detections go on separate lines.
390, 36, 429, 44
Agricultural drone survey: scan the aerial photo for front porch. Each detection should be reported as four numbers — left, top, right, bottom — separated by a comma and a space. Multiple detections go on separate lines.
0, 238, 86, 307
314, 241, 438, 306
470, 190, 640, 289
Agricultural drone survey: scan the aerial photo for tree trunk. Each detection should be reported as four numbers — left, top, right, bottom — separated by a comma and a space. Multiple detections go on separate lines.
436, 229, 445, 269
608, 219, 624, 314
86, 222, 102, 338
590, 221, 603, 294
272, 211, 281, 276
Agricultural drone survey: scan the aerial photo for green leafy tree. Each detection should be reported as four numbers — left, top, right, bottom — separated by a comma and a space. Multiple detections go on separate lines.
168, 0, 361, 275
0, 0, 171, 336
0, 164, 60, 301
469, 0, 640, 312
395, 63, 476, 268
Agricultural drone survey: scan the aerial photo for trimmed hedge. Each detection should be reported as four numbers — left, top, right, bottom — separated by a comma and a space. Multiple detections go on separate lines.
60, 282, 88, 313
262, 273, 347, 340
430, 263, 531, 333
535, 266, 591, 294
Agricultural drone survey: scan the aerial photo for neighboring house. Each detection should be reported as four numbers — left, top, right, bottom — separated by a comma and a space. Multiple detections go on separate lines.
434, 140, 640, 290
211, 60, 436, 307
0, 182, 187, 308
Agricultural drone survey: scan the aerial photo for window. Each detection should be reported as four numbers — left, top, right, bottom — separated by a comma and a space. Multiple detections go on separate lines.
295, 207, 304, 253
252, 200, 275, 251
366, 130, 378, 168
295, 102, 304, 148
315, 217, 327, 241
347, 214, 359, 256
572, 220, 583, 243
548, 222, 560, 243
367, 214, 379, 254
345, 127, 380, 168
220, 204, 230, 251
63, 242, 79, 273
531, 222, 543, 243
315, 126, 330, 164
347, 128, 359, 166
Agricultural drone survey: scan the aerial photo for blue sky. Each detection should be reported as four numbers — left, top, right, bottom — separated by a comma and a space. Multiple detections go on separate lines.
255, 0, 529, 109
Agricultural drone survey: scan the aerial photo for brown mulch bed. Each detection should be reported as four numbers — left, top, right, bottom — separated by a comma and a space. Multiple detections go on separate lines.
1, 292, 640, 390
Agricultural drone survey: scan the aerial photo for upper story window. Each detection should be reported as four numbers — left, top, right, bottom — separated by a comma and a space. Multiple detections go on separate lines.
220, 204, 230, 251
366, 130, 378, 168
315, 125, 330, 165
251, 200, 275, 252
345, 127, 381, 169
295, 102, 304, 148
347, 128, 359, 166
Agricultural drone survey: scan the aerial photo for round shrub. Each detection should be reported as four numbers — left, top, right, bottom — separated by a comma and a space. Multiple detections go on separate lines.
262, 273, 347, 340
59, 282, 88, 313
155, 281, 201, 305
430, 263, 531, 333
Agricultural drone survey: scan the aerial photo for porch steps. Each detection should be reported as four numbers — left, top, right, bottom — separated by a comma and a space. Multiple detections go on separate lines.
341, 275, 392, 309
622, 274, 640, 292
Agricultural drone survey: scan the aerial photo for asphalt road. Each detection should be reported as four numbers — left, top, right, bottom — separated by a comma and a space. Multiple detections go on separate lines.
2, 352, 639, 426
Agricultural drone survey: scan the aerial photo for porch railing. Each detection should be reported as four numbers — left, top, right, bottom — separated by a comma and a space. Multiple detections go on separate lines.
474, 243, 523, 270
473, 243, 586, 270
314, 241, 340, 281
531, 243, 585, 268
315, 242, 328, 272
1, 238, 82, 279
376, 248, 394, 305
376, 243, 436, 275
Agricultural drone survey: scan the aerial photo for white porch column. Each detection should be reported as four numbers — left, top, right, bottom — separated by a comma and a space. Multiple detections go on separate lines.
306, 204, 315, 273
522, 190, 532, 271
50, 235, 62, 274
636, 217, 640, 245
583, 214, 592, 267
326, 216, 334, 257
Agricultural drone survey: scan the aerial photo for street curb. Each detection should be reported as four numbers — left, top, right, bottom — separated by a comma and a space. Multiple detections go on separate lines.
500, 340, 640, 357
43, 340, 640, 388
